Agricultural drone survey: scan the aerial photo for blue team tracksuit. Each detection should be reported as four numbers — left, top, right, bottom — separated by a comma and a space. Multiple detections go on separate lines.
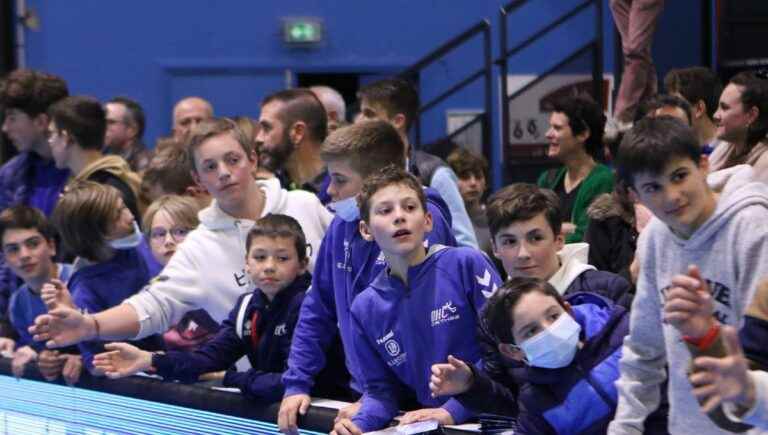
350, 245, 502, 432
283, 188, 457, 396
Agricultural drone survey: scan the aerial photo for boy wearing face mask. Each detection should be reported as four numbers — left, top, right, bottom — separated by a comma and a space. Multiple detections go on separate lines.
430, 277, 632, 435
279, 121, 458, 433
52, 181, 163, 374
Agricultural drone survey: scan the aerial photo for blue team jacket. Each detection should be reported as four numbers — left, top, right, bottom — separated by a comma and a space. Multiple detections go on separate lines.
71, 240, 164, 370
9, 263, 73, 352
0, 152, 69, 324
460, 293, 628, 435
349, 246, 502, 432
282, 188, 457, 396
153, 273, 319, 402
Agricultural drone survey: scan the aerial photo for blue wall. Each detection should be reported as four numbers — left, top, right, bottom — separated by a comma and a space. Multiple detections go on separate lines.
20, 0, 705, 179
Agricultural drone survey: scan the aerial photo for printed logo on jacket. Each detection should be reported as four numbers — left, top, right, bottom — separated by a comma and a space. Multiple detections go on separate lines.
376, 330, 406, 367
431, 300, 460, 327
661, 278, 734, 324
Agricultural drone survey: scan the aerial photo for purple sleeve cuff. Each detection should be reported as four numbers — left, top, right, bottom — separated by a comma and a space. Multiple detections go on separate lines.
441, 397, 475, 424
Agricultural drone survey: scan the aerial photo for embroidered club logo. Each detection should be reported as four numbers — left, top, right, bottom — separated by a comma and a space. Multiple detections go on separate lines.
385, 339, 400, 357
274, 323, 288, 336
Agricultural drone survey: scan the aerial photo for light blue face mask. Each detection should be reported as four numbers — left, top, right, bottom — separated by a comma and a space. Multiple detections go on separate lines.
329, 195, 360, 222
109, 221, 143, 250
519, 312, 581, 369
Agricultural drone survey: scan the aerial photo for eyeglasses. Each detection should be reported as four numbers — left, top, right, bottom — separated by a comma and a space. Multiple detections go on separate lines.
149, 227, 191, 243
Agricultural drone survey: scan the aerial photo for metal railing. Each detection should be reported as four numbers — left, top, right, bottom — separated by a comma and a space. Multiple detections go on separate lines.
498, 0, 604, 162
398, 19, 494, 165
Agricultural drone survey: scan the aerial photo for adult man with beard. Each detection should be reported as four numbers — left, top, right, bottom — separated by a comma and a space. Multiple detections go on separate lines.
256, 89, 331, 205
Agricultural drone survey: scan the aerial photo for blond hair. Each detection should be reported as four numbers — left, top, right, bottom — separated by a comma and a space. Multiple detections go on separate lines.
142, 195, 201, 237
53, 181, 123, 262
186, 117, 255, 172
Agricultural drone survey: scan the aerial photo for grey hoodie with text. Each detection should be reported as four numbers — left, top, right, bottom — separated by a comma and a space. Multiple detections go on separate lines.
609, 165, 768, 435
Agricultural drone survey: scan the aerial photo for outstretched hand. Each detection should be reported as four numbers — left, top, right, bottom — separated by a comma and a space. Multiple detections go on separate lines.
663, 265, 716, 338
92, 342, 153, 379
690, 326, 756, 414
430, 355, 474, 397
30, 307, 96, 348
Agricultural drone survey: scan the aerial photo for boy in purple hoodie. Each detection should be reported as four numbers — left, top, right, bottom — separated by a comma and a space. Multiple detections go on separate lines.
332, 166, 501, 434
279, 121, 457, 433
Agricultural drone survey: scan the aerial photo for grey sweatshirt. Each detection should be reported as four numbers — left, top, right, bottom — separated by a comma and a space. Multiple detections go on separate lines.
609, 165, 768, 435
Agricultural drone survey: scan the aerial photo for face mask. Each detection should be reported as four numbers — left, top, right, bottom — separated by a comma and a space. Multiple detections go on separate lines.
329, 195, 360, 222
519, 312, 581, 369
109, 221, 143, 250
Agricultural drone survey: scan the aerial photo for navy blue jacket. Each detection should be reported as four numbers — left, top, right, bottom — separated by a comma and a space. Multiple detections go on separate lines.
71, 240, 164, 370
349, 246, 502, 432
283, 188, 457, 396
565, 269, 633, 309
152, 273, 326, 402
459, 293, 628, 435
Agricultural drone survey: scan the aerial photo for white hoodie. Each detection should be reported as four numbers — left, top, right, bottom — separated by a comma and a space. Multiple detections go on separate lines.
126, 178, 332, 339
548, 243, 595, 295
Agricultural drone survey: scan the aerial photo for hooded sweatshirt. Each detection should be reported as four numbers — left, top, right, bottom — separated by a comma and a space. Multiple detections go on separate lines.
125, 178, 332, 339
609, 164, 768, 435
550, 243, 632, 308
349, 245, 501, 432
72, 240, 164, 370
458, 293, 629, 435
282, 187, 457, 397
71, 154, 144, 223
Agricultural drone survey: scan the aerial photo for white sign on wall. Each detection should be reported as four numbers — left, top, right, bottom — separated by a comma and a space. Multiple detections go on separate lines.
505, 74, 614, 146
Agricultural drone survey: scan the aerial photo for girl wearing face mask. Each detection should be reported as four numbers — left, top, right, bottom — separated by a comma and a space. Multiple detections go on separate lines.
430, 277, 657, 435
142, 195, 219, 351
52, 181, 164, 375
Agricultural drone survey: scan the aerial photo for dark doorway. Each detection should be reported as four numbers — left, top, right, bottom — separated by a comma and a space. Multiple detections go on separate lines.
717, 0, 768, 80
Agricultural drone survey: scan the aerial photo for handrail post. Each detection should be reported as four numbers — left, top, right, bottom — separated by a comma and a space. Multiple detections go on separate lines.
498, 7, 510, 190
414, 74, 422, 147
593, 0, 604, 110
482, 24, 496, 191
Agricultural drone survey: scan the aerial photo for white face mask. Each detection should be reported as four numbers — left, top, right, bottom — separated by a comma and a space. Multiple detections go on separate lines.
329, 195, 360, 222
519, 312, 581, 369
109, 221, 143, 250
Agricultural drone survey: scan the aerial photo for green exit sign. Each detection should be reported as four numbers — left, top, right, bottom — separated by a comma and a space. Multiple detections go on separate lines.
283, 18, 323, 44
